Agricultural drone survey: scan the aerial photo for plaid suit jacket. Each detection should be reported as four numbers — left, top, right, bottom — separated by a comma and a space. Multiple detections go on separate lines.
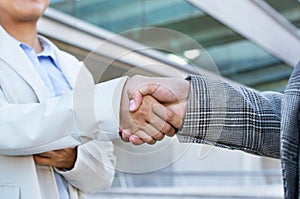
178, 64, 300, 198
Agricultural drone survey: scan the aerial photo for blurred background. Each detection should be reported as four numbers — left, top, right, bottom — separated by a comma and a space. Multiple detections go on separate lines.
38, 0, 300, 198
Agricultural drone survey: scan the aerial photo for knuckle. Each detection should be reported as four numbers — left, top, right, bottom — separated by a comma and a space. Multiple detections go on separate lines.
165, 111, 173, 121
153, 133, 164, 141
142, 136, 156, 145
162, 123, 172, 133
147, 140, 156, 145
165, 128, 176, 137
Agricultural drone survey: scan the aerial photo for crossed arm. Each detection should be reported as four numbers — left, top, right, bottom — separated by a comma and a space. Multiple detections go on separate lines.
32, 75, 187, 172
32, 75, 188, 171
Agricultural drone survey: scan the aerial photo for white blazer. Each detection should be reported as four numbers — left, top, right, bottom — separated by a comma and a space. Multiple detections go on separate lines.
0, 26, 125, 199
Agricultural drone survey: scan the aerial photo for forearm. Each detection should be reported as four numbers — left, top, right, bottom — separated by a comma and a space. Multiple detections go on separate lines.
56, 140, 116, 193
0, 77, 127, 155
177, 74, 282, 159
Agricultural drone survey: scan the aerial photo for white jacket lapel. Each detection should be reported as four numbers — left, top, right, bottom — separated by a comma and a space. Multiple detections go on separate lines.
0, 26, 49, 102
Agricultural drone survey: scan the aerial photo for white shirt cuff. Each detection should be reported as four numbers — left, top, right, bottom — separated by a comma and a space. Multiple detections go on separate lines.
94, 77, 128, 140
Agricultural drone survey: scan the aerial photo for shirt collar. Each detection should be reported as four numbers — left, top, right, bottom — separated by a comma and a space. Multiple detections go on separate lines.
10, 34, 59, 66
37, 36, 56, 60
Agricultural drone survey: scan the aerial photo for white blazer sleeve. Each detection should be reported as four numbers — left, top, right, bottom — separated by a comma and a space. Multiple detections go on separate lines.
0, 77, 127, 156
56, 140, 116, 193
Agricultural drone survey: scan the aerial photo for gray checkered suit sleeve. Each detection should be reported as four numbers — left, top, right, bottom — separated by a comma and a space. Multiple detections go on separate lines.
177, 74, 282, 159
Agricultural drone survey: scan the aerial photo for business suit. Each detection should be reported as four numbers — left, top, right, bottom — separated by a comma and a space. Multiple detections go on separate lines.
0, 26, 123, 199
178, 65, 300, 198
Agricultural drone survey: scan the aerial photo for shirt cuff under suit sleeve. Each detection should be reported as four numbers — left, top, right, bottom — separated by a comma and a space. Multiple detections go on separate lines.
93, 76, 128, 141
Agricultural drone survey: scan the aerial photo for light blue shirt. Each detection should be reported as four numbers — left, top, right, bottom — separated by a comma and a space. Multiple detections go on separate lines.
19, 37, 72, 199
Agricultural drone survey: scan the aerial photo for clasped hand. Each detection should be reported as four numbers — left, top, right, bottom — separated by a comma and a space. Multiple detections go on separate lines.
120, 75, 190, 145
33, 147, 77, 170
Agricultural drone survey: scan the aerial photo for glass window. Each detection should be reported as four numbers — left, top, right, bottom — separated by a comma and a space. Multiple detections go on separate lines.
48, 2, 286, 197
50, 0, 292, 92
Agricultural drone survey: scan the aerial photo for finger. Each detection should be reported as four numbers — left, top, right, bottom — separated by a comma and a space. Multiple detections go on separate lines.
121, 129, 131, 142
129, 135, 144, 145
148, 104, 177, 137
153, 103, 183, 129
134, 129, 157, 145
34, 152, 51, 158
33, 156, 52, 166
152, 131, 165, 141
134, 82, 158, 96
128, 82, 160, 112
143, 123, 165, 141
136, 81, 177, 103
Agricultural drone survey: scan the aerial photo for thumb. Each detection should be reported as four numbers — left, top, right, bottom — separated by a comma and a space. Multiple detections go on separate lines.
129, 91, 143, 112
127, 79, 162, 111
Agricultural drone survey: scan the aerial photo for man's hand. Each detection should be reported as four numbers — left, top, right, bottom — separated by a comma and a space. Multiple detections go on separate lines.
120, 75, 190, 145
127, 75, 190, 115
120, 85, 180, 145
33, 147, 77, 170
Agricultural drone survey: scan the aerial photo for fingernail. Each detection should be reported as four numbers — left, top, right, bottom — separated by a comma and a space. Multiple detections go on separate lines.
122, 129, 131, 137
129, 135, 144, 145
121, 133, 127, 140
129, 99, 136, 111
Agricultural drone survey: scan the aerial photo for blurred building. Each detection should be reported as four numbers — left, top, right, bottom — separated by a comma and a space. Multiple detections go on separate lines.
37, 0, 300, 198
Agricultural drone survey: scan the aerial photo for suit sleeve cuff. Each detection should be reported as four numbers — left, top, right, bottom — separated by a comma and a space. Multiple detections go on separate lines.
93, 77, 128, 140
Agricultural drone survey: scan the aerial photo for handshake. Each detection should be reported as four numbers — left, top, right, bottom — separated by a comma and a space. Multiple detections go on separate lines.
119, 75, 190, 145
